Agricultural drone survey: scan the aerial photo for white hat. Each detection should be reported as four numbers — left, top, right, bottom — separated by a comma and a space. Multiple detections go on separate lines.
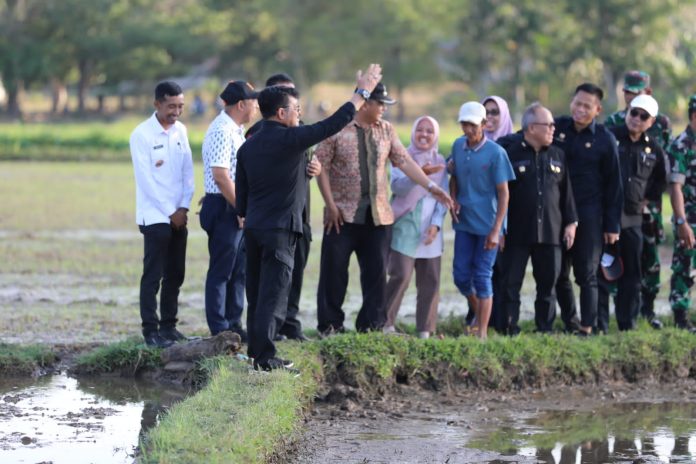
458, 101, 486, 125
629, 94, 658, 117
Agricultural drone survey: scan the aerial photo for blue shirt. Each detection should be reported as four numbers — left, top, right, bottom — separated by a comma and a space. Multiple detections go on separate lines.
451, 136, 515, 235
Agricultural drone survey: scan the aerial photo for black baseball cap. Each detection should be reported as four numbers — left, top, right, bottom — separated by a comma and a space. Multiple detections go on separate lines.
220, 81, 259, 105
600, 245, 624, 282
369, 83, 396, 105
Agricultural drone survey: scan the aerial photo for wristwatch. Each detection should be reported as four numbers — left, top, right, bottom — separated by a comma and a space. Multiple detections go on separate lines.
676, 216, 687, 226
355, 88, 371, 100
426, 180, 436, 192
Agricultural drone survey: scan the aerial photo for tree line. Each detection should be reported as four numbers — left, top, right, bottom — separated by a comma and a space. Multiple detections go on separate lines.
1, 0, 694, 120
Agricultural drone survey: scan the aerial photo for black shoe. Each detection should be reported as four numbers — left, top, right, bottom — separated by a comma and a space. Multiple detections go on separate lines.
649, 318, 663, 330
564, 316, 582, 333
286, 333, 310, 342
675, 319, 696, 334
318, 326, 345, 339
159, 327, 187, 342
144, 333, 175, 348
254, 357, 300, 377
229, 326, 248, 343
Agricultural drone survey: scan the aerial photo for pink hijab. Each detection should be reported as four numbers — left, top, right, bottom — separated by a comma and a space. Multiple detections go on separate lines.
391, 116, 446, 221
482, 95, 513, 141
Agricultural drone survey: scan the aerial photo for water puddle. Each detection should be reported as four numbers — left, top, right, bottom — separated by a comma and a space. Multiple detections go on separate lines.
0, 373, 186, 463
295, 385, 696, 463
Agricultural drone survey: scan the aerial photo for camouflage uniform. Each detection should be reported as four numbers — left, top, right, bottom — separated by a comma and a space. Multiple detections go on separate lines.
668, 98, 696, 323
605, 109, 672, 317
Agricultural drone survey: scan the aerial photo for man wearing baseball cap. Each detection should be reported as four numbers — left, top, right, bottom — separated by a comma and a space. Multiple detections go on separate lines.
599, 95, 667, 331
605, 70, 673, 330
667, 94, 696, 333
199, 80, 258, 339
315, 82, 453, 337
450, 101, 515, 339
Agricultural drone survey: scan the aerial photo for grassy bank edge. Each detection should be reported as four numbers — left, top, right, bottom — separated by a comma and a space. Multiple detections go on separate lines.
0, 343, 58, 375
6, 327, 696, 462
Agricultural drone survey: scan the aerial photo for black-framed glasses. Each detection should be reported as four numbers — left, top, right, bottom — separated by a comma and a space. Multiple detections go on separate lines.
486, 109, 500, 116
531, 122, 555, 130
629, 108, 650, 121
283, 104, 301, 113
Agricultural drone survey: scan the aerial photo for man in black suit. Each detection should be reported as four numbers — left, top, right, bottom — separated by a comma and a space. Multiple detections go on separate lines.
235, 64, 384, 372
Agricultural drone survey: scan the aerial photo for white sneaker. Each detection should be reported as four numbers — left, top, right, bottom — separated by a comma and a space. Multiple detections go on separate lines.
382, 325, 396, 334
418, 331, 430, 339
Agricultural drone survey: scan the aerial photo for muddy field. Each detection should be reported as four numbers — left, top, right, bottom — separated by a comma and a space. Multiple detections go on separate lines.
289, 380, 696, 463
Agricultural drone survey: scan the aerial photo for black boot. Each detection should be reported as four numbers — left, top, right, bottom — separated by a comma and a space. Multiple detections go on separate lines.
674, 310, 696, 333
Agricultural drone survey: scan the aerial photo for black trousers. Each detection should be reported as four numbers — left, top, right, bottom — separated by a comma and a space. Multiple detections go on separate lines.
244, 228, 296, 366
502, 243, 561, 332
598, 226, 643, 331
199, 194, 246, 335
138, 223, 187, 336
317, 218, 390, 333
279, 222, 311, 338
555, 217, 603, 328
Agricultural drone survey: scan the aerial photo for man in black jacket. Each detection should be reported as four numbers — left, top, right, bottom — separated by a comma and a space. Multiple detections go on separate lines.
553, 83, 623, 336
245, 73, 315, 342
498, 103, 578, 334
599, 94, 667, 331
235, 64, 383, 372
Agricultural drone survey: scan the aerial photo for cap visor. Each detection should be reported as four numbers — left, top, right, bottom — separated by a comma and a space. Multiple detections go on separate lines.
459, 116, 483, 125
623, 85, 645, 93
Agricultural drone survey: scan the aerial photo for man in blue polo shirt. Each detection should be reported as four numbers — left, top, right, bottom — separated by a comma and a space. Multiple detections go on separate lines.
450, 101, 515, 339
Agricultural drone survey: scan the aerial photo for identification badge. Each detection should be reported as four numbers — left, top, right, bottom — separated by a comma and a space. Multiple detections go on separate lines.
153, 144, 164, 150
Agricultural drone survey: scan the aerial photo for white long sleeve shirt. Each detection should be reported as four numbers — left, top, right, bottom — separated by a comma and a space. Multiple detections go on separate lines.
130, 113, 195, 226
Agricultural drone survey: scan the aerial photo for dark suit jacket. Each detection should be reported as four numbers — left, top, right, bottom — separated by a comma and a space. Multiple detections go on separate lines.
236, 102, 355, 233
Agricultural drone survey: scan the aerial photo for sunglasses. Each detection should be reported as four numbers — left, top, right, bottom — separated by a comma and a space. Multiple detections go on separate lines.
629, 108, 650, 121
486, 109, 500, 117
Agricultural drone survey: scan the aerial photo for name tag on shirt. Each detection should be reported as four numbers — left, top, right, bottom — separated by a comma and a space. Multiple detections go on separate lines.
153, 144, 164, 150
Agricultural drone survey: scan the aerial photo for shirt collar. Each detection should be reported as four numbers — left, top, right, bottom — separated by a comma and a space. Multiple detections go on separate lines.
464, 136, 487, 152
221, 110, 244, 134
149, 112, 180, 135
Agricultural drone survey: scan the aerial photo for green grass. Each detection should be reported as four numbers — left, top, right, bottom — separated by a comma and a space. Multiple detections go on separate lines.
73, 337, 164, 374
141, 342, 321, 464
0, 343, 58, 375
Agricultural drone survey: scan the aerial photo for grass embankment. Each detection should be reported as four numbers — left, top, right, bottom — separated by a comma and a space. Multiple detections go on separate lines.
66, 326, 696, 462
0, 343, 58, 375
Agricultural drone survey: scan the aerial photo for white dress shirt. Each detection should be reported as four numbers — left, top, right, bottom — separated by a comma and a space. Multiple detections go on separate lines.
130, 113, 195, 226
201, 110, 245, 194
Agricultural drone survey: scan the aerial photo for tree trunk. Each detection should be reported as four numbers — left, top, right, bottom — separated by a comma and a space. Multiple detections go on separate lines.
77, 59, 91, 113
160, 331, 242, 364
50, 79, 68, 114
5, 81, 23, 118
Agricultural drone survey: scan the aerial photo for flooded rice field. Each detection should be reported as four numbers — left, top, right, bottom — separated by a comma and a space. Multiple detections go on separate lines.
293, 382, 696, 464
0, 373, 186, 464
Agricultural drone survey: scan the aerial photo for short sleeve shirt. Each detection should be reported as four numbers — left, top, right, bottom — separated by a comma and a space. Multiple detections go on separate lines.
451, 136, 515, 235
202, 111, 245, 194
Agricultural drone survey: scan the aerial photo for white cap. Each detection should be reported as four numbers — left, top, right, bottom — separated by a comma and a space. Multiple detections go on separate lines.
458, 101, 486, 125
629, 94, 658, 117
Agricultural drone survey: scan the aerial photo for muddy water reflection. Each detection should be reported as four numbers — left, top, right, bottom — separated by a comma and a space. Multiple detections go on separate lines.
0, 373, 185, 463
472, 402, 696, 463
298, 387, 696, 464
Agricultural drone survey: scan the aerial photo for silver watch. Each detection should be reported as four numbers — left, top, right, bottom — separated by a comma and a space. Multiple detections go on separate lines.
355, 88, 371, 100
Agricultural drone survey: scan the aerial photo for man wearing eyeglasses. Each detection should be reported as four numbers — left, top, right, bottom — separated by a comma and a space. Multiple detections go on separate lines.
235, 65, 387, 373
599, 95, 667, 331
553, 83, 623, 336
667, 94, 696, 333
497, 103, 578, 334
604, 71, 672, 330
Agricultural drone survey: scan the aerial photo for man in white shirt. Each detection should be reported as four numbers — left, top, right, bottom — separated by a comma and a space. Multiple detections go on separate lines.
200, 81, 258, 340
130, 81, 195, 348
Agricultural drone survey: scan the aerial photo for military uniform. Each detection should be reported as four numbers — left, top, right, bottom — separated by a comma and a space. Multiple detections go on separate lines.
668, 109, 696, 325
605, 110, 672, 320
